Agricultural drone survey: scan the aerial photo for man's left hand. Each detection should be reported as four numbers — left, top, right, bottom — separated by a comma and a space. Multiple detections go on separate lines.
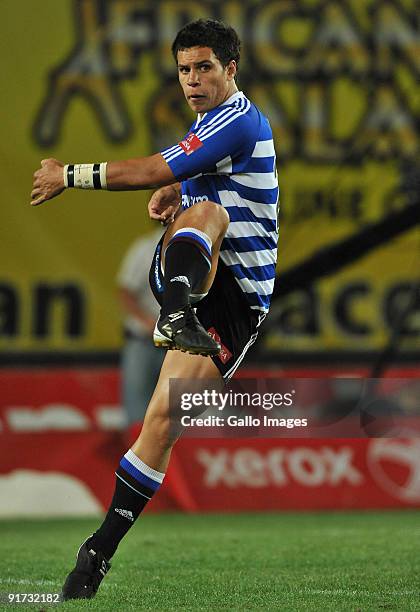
148, 184, 181, 225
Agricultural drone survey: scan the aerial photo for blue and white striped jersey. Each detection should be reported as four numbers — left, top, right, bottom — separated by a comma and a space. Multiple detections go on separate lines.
161, 91, 279, 312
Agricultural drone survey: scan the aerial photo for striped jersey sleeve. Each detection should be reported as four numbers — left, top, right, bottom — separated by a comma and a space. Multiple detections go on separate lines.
160, 95, 256, 181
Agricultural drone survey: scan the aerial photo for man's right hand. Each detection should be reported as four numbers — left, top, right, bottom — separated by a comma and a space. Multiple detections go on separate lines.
148, 184, 181, 225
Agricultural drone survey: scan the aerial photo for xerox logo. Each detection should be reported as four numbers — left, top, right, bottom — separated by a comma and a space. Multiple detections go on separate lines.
197, 447, 363, 488
368, 439, 420, 503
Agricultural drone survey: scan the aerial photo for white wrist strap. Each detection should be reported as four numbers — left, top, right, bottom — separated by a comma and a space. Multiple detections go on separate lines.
63, 163, 108, 189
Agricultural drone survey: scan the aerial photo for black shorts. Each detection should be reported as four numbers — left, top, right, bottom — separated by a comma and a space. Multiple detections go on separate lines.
149, 236, 265, 380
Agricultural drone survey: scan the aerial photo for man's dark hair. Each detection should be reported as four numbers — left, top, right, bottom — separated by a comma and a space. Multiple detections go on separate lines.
172, 19, 241, 69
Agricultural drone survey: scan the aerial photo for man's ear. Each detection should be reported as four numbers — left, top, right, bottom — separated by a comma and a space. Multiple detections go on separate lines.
226, 60, 237, 80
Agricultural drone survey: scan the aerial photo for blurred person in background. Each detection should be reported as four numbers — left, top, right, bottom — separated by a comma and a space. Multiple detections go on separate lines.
117, 228, 164, 443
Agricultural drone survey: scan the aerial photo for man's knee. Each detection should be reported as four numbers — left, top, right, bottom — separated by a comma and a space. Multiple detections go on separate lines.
203, 200, 229, 225
142, 411, 182, 452
181, 201, 229, 239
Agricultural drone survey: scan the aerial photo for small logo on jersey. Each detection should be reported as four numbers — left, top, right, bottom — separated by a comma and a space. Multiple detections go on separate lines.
115, 508, 134, 521
207, 327, 232, 364
179, 133, 203, 155
182, 194, 209, 208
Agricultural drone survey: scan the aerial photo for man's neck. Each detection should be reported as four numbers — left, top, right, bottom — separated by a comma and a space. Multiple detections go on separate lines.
221, 83, 239, 105
197, 88, 242, 123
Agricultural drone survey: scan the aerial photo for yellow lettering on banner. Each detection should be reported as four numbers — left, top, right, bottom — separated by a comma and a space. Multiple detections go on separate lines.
266, 276, 420, 352
358, 85, 418, 158
221, 1, 247, 66
374, 2, 420, 77
0, 283, 85, 345
248, 84, 294, 159
158, 1, 211, 73
303, 4, 370, 76
253, 1, 315, 75
107, 0, 153, 74
34, 0, 132, 145
302, 83, 343, 160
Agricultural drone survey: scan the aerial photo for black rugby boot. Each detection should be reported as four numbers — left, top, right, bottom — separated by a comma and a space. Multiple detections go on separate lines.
61, 537, 111, 600
153, 306, 221, 356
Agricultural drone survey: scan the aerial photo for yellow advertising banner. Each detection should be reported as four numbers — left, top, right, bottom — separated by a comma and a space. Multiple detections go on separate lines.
1, 0, 419, 358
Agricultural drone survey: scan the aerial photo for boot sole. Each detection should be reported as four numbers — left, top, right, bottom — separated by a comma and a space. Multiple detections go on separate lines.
154, 339, 220, 358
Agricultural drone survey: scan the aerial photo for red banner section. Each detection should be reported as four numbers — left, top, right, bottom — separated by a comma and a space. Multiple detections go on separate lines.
0, 368, 419, 515
164, 438, 420, 511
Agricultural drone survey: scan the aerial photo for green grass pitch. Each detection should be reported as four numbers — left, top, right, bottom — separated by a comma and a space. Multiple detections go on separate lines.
0, 511, 419, 611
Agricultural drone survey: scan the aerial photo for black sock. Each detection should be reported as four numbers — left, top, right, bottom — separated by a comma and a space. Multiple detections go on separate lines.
161, 228, 212, 317
90, 449, 164, 559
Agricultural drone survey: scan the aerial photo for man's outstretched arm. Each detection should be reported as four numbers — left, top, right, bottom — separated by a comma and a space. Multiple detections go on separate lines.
30, 153, 176, 206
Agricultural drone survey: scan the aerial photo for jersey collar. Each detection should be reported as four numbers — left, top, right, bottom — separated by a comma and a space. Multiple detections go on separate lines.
220, 90, 244, 106
195, 91, 244, 126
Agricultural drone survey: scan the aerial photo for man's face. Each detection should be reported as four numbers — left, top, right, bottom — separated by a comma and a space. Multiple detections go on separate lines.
176, 46, 237, 113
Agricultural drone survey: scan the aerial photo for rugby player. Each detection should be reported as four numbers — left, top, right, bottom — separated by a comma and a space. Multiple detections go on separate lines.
31, 19, 279, 600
